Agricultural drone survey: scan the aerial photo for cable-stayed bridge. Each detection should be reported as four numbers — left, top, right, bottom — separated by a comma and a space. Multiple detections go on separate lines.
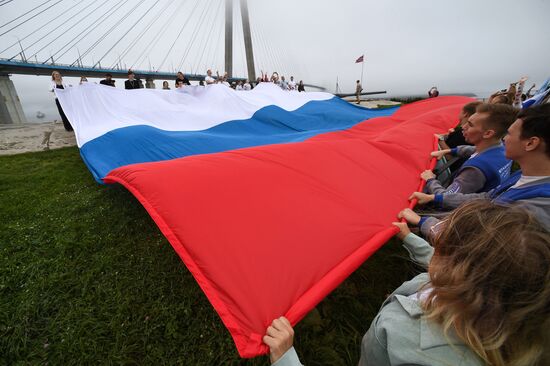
0, 0, 325, 124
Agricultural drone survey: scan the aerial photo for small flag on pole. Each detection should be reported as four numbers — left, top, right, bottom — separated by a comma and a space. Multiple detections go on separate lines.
355, 55, 364, 63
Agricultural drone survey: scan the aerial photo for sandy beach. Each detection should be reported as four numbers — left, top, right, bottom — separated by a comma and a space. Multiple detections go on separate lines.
0, 120, 76, 156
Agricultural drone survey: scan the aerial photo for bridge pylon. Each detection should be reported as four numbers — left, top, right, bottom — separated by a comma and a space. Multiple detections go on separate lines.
0, 73, 26, 125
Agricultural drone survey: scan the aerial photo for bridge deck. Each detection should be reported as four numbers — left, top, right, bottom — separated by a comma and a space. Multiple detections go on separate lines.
0, 58, 209, 81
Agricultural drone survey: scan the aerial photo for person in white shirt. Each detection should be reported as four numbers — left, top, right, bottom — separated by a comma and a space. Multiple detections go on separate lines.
243, 79, 251, 91
288, 76, 296, 91
218, 72, 230, 87
280, 76, 288, 90
205, 69, 216, 85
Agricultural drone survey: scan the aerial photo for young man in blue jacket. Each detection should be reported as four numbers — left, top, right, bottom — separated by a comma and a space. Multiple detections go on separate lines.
422, 103, 518, 195
406, 103, 550, 236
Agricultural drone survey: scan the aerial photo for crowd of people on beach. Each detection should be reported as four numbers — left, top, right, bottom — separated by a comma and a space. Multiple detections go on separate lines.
262, 79, 550, 366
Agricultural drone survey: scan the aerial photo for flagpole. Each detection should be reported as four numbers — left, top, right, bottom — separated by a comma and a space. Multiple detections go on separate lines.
360, 54, 364, 88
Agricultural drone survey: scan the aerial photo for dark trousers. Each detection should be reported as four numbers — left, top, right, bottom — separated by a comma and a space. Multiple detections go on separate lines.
55, 98, 72, 131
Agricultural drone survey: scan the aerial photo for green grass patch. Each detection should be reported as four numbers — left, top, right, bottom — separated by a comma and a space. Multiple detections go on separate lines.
390, 97, 425, 104
374, 103, 401, 109
0, 147, 418, 365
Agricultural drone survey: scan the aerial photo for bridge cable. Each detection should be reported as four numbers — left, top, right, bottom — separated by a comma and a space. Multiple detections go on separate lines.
0, 0, 63, 38
25, 0, 117, 62
93, 0, 161, 68
261, 22, 283, 75
228, 0, 242, 77
213, 5, 225, 73
263, 23, 284, 75
173, 0, 212, 72
153, 0, 199, 71
175, 0, 211, 73
273, 29, 289, 75
204, 2, 223, 72
261, 19, 285, 75
195, 1, 223, 74
22, 0, 113, 61
47, 0, 127, 63
109, 0, 174, 69
130, 0, 189, 70
160, 0, 206, 72
212, 0, 226, 74
251, 18, 274, 75
0, 0, 15, 7
252, 18, 269, 78
251, 16, 274, 74
190, 0, 219, 74
0, 0, 86, 55
236, 4, 247, 78
248, 16, 263, 77
199, 0, 223, 74
187, 0, 216, 74
73, 0, 146, 66
209, 4, 225, 74
0, 0, 54, 29
157, 0, 202, 71
277, 28, 296, 77
192, 0, 222, 74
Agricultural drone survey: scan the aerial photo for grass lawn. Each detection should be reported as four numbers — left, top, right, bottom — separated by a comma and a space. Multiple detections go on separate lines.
0, 147, 418, 365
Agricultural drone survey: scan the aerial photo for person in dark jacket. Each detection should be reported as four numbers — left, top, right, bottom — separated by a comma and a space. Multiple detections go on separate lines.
99, 73, 115, 87
125, 70, 142, 89
441, 101, 480, 150
175, 71, 191, 88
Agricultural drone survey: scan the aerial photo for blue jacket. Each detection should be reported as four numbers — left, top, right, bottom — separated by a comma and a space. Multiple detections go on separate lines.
454, 145, 511, 192
426, 171, 550, 238
492, 170, 550, 202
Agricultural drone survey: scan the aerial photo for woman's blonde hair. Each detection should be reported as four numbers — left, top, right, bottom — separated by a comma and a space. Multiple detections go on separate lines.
424, 200, 550, 366
51, 71, 61, 81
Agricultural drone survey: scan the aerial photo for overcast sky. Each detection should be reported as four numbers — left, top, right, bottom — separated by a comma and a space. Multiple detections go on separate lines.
1, 0, 549, 122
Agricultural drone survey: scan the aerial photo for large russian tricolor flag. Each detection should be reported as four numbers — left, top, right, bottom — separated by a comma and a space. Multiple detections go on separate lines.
59, 83, 397, 182
56, 83, 473, 357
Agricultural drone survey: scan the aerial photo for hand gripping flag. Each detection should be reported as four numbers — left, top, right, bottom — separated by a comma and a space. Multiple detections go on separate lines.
56, 83, 473, 357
